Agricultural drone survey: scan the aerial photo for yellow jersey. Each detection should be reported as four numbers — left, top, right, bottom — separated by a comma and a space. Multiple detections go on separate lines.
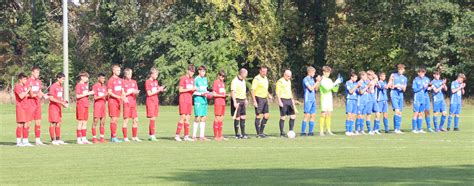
251, 75, 269, 98
276, 77, 293, 99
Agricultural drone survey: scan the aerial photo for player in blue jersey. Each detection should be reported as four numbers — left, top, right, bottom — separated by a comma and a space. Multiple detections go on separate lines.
411, 67, 429, 134
431, 71, 448, 132
344, 72, 359, 136
366, 70, 378, 135
376, 72, 390, 133
388, 64, 407, 134
446, 73, 466, 131
301, 66, 321, 136
355, 71, 369, 135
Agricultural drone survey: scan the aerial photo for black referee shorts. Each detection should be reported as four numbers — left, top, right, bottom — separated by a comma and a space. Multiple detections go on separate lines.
254, 96, 269, 115
230, 99, 246, 117
279, 98, 295, 116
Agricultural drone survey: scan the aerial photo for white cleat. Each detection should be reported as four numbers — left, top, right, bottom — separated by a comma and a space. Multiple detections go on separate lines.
35, 140, 46, 146
418, 130, 426, 134
132, 137, 142, 142
174, 136, 182, 142
77, 139, 84, 145
51, 140, 60, 145
354, 131, 360, 136
57, 140, 68, 145
16, 143, 24, 147
394, 130, 403, 134
22, 142, 34, 147
82, 139, 92, 144
123, 138, 130, 142
361, 131, 367, 135
369, 131, 375, 135
345, 132, 353, 136
319, 132, 325, 136
412, 130, 419, 134
327, 131, 336, 136
183, 136, 194, 141
375, 131, 382, 135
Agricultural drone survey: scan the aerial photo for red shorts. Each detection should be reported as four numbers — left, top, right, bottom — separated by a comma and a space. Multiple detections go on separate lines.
146, 101, 159, 118
179, 102, 192, 115
123, 104, 138, 119
214, 105, 226, 116
16, 106, 30, 123
76, 105, 89, 120
48, 104, 62, 123
30, 100, 42, 120
108, 99, 121, 118
94, 102, 106, 118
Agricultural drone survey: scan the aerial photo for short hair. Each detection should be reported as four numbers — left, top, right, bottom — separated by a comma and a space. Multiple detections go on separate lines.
359, 71, 367, 76
307, 66, 316, 73
417, 67, 426, 73
18, 72, 27, 79
98, 73, 106, 77
218, 70, 226, 77
260, 66, 268, 70
198, 65, 207, 71
433, 71, 441, 75
188, 64, 195, 72
149, 67, 158, 76
79, 71, 89, 78
367, 70, 375, 75
458, 73, 466, 80
239, 68, 248, 75
56, 72, 65, 79
378, 72, 386, 76
112, 64, 121, 69
397, 64, 406, 70
322, 66, 332, 73
350, 72, 358, 77
124, 68, 132, 73
31, 66, 40, 71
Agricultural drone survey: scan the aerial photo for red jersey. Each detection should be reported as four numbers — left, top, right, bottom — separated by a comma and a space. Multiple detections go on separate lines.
14, 83, 29, 109
26, 77, 42, 103
123, 79, 138, 106
179, 75, 195, 104
75, 82, 90, 107
145, 79, 159, 102
93, 83, 107, 102
212, 79, 226, 106
49, 82, 64, 107
107, 76, 123, 101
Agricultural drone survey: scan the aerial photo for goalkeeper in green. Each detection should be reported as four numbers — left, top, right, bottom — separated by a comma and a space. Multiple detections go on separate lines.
319, 66, 343, 136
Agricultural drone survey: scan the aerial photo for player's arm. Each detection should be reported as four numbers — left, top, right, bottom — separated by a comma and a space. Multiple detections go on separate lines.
358, 81, 367, 94
412, 80, 423, 93
250, 79, 258, 107
451, 83, 463, 94
275, 81, 283, 107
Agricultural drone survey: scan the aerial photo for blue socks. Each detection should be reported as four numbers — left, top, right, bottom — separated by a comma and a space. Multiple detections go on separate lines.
374, 119, 380, 131
349, 120, 354, 132
355, 118, 361, 132
345, 120, 350, 132
308, 121, 315, 133
417, 118, 423, 131
366, 121, 371, 132
433, 116, 438, 130
425, 116, 431, 129
447, 116, 452, 129
454, 116, 459, 129
440, 115, 446, 129
394, 115, 401, 130
412, 119, 416, 131
383, 117, 389, 132
301, 121, 307, 134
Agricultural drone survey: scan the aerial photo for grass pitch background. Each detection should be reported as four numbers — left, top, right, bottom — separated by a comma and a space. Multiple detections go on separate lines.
0, 104, 473, 185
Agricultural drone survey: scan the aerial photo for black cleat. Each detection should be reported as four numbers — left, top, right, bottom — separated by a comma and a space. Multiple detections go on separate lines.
301, 133, 307, 136
453, 128, 460, 131
447, 128, 451, 131
241, 135, 249, 139
259, 134, 267, 138
308, 132, 315, 136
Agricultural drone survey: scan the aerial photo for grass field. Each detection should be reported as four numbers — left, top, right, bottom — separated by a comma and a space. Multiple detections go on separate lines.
1, 103, 473, 185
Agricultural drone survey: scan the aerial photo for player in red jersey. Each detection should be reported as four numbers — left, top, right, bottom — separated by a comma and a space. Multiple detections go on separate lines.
48, 73, 68, 145
212, 70, 228, 140
75, 72, 94, 144
122, 68, 140, 142
26, 67, 46, 145
107, 65, 127, 143
92, 73, 108, 143
175, 64, 196, 142
145, 68, 165, 141
14, 73, 33, 146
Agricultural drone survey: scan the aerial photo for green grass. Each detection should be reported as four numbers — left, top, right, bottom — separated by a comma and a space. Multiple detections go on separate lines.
1, 104, 473, 185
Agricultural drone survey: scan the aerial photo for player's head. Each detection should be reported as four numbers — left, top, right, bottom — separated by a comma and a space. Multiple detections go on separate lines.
98, 73, 106, 84
79, 71, 89, 82
397, 64, 405, 74
417, 67, 426, 77
283, 69, 292, 81
457, 73, 466, 83
259, 66, 268, 77
239, 68, 248, 79
322, 66, 332, 77
217, 70, 226, 81
198, 65, 206, 77
378, 72, 386, 81
18, 72, 28, 84
350, 71, 358, 82
367, 70, 375, 80
112, 64, 121, 76
433, 71, 441, 80
149, 68, 158, 80
359, 71, 367, 80
31, 66, 40, 79
124, 68, 132, 80
307, 66, 316, 77
187, 64, 195, 77
56, 72, 65, 84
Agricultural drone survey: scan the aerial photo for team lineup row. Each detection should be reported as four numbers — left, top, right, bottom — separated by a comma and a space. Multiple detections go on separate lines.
12, 64, 466, 146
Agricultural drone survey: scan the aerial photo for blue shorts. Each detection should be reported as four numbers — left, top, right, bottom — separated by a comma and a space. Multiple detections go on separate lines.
377, 101, 388, 113
365, 101, 377, 114
413, 102, 426, 113
346, 99, 357, 114
449, 104, 462, 115
391, 96, 404, 111
304, 100, 317, 114
424, 97, 431, 111
357, 103, 366, 115
433, 101, 446, 113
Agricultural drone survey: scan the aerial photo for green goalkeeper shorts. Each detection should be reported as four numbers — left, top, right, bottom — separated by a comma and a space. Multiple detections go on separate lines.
194, 103, 208, 117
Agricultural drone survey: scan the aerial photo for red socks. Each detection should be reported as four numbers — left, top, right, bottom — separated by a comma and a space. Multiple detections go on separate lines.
35, 125, 40, 138
49, 126, 55, 140
76, 129, 82, 138
110, 122, 117, 138
176, 123, 183, 135
132, 127, 138, 138
184, 123, 190, 136
81, 129, 87, 138
100, 126, 105, 138
55, 127, 61, 140
92, 127, 97, 138
218, 122, 223, 138
213, 122, 218, 138
149, 120, 155, 135
122, 127, 128, 138
16, 127, 22, 138
23, 127, 29, 139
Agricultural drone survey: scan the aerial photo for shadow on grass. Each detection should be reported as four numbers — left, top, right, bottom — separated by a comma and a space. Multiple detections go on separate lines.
154, 165, 474, 185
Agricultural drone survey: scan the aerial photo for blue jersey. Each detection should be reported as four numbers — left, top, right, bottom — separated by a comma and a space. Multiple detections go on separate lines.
303, 76, 316, 102
422, 77, 431, 103
368, 80, 376, 102
390, 73, 407, 98
345, 80, 358, 100
412, 76, 428, 105
357, 80, 369, 105
376, 81, 388, 102
450, 80, 463, 104
431, 79, 445, 103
